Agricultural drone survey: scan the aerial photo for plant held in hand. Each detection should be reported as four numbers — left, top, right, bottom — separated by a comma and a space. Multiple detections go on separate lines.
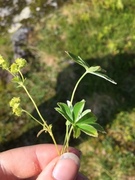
0, 52, 116, 155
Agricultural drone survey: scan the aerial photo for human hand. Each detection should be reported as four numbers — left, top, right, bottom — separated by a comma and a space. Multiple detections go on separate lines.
0, 144, 88, 180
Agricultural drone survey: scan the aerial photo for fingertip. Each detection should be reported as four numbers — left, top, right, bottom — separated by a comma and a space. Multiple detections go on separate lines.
52, 152, 80, 180
69, 147, 82, 159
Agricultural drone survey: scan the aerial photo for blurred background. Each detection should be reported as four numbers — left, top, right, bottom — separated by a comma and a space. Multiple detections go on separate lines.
0, 0, 135, 179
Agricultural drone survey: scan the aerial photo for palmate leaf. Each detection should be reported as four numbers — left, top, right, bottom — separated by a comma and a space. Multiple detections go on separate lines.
66, 51, 117, 85
55, 100, 105, 139
55, 100, 87, 124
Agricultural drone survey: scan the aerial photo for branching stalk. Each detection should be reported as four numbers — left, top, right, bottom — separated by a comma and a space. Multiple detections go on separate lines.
21, 84, 59, 154
22, 109, 43, 126
19, 70, 25, 82
21, 84, 47, 126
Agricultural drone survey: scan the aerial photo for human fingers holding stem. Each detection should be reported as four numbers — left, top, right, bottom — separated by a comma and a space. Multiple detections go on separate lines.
0, 144, 88, 180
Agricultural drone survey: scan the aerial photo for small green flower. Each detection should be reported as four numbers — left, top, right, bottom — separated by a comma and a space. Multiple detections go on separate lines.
10, 59, 27, 74
15, 58, 27, 68
10, 63, 19, 74
9, 97, 20, 107
0, 55, 9, 70
13, 107, 22, 116
0, 55, 5, 65
9, 97, 22, 116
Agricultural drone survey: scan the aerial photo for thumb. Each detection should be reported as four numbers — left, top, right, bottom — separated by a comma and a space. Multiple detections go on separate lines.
37, 152, 80, 180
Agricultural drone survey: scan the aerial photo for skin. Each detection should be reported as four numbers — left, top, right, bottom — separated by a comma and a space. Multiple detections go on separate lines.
0, 144, 88, 180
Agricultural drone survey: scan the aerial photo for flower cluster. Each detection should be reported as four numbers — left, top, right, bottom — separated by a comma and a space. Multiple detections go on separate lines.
0, 55, 9, 70
9, 97, 22, 116
10, 58, 27, 74
0, 55, 27, 74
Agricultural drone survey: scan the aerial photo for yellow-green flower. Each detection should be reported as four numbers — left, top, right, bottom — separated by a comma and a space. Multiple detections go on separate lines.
15, 58, 27, 68
0, 55, 9, 70
0, 55, 5, 65
9, 97, 20, 107
10, 63, 19, 74
12, 106, 22, 116
9, 97, 22, 116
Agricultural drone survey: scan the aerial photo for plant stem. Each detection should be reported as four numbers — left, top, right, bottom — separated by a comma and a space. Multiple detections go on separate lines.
21, 84, 60, 154
62, 71, 87, 153
21, 84, 47, 125
65, 125, 73, 152
62, 125, 73, 154
61, 122, 70, 154
19, 70, 25, 82
49, 130, 60, 155
70, 71, 87, 104
22, 109, 43, 126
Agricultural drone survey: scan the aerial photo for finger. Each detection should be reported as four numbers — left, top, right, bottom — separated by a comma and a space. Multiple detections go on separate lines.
37, 152, 80, 180
0, 144, 80, 179
0, 144, 60, 179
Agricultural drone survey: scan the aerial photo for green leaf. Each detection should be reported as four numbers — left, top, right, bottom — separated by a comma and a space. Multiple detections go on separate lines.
88, 71, 117, 84
73, 99, 85, 122
87, 66, 102, 72
77, 123, 98, 137
73, 126, 81, 138
81, 109, 91, 117
76, 111, 97, 124
55, 102, 73, 123
65, 51, 89, 69
66, 51, 117, 85
55, 107, 71, 122
91, 123, 105, 133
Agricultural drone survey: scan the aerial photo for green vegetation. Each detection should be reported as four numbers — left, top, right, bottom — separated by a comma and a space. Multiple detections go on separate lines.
0, 52, 116, 155
0, 0, 135, 179
37, 0, 135, 59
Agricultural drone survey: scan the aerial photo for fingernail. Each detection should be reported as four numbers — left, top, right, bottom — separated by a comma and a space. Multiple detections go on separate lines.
52, 152, 80, 180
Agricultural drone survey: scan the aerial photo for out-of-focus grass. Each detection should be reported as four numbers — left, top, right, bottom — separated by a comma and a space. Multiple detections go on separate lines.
77, 109, 135, 179
37, 0, 135, 59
